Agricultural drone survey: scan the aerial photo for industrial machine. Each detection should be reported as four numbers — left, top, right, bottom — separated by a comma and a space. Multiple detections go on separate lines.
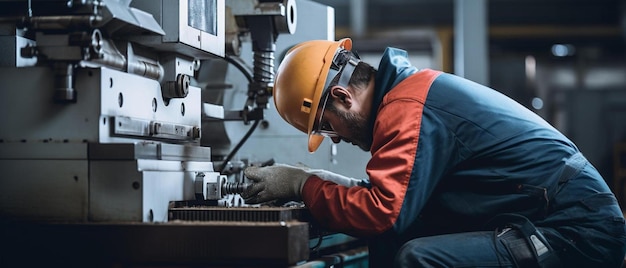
0, 0, 368, 266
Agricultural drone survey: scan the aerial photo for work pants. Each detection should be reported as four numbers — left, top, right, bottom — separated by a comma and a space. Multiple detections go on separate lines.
379, 153, 626, 268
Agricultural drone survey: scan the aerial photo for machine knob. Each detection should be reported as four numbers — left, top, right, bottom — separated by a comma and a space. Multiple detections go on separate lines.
162, 73, 190, 99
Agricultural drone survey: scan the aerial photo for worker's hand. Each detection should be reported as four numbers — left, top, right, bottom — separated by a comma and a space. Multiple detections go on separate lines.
242, 165, 310, 204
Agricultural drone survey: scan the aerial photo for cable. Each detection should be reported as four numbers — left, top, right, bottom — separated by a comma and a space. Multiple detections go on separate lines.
224, 54, 253, 84
309, 233, 324, 256
217, 55, 262, 172
219, 119, 261, 172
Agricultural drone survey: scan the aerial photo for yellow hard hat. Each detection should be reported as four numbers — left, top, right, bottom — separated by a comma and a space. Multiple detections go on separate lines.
273, 38, 353, 152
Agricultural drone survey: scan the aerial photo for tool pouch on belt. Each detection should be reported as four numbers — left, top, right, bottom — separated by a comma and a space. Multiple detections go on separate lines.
490, 213, 561, 268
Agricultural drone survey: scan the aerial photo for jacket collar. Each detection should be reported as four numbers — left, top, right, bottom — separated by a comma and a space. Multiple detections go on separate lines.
367, 47, 419, 135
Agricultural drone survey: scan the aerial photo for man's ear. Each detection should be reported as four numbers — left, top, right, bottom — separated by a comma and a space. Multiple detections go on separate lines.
330, 85, 352, 108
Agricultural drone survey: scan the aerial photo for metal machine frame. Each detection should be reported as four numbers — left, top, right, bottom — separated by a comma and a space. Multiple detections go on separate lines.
0, 0, 368, 266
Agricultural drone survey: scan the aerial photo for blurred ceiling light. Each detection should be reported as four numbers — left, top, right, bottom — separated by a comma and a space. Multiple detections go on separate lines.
531, 97, 544, 110
551, 44, 576, 57
525, 55, 536, 81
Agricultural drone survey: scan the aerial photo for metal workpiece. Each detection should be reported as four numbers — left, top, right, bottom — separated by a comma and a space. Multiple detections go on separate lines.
195, 172, 225, 200
194, 172, 251, 200
222, 180, 251, 195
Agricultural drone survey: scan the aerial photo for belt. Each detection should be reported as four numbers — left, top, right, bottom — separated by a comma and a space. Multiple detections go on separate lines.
492, 213, 562, 268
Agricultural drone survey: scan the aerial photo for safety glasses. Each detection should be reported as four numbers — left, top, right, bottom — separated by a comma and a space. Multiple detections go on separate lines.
312, 91, 338, 137
311, 48, 360, 138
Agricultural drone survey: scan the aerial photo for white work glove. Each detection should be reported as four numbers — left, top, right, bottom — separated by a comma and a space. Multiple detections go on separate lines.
241, 165, 310, 204
305, 168, 363, 187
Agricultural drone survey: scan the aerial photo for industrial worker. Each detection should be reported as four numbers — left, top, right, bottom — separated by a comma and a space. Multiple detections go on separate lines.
241, 38, 626, 267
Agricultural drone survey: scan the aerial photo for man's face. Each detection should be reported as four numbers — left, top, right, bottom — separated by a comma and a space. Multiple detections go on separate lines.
326, 102, 372, 151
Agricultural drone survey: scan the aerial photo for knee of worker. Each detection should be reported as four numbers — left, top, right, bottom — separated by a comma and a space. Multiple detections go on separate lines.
393, 238, 436, 268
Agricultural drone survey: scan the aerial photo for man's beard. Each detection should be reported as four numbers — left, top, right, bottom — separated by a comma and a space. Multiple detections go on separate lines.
334, 108, 372, 151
